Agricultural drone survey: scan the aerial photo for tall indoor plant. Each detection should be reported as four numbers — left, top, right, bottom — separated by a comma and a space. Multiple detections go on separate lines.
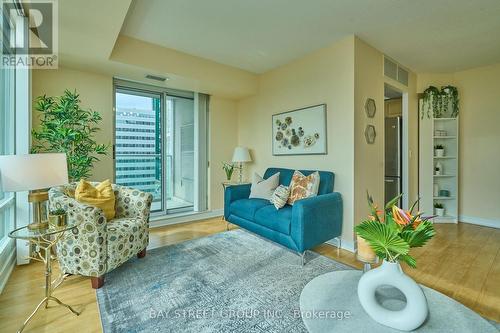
355, 193, 435, 331
32, 90, 109, 181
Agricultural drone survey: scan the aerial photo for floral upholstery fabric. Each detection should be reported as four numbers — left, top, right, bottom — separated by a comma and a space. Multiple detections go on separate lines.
49, 183, 153, 277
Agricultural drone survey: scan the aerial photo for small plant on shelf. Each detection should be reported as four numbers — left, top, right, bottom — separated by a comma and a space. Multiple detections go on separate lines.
434, 144, 445, 157
434, 203, 445, 217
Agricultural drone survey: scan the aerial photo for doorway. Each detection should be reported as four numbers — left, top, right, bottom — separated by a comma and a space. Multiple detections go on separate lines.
384, 83, 403, 206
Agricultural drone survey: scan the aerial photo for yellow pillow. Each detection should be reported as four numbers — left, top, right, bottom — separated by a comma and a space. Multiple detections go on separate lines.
75, 179, 115, 220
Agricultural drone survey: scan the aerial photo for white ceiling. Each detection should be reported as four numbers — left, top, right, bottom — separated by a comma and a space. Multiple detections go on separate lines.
121, 0, 500, 74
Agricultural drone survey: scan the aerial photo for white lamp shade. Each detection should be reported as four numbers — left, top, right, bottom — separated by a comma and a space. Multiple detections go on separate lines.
0, 153, 69, 192
232, 147, 251, 163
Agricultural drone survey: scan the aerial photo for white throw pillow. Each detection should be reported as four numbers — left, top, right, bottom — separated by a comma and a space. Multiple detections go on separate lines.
270, 185, 290, 210
249, 172, 280, 200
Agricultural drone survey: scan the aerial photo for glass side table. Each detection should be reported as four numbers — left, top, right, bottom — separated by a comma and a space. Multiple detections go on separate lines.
9, 221, 81, 333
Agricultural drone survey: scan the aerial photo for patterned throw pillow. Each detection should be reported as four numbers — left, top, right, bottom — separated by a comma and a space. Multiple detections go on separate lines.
270, 185, 290, 210
287, 170, 320, 205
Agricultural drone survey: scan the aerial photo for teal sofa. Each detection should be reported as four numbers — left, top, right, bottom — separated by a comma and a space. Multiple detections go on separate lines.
224, 168, 343, 259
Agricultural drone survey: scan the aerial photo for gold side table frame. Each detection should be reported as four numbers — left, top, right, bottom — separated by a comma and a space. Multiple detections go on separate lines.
9, 224, 81, 333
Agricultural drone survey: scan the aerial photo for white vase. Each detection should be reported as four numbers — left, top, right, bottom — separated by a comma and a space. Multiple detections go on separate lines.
435, 149, 444, 157
357, 260, 428, 331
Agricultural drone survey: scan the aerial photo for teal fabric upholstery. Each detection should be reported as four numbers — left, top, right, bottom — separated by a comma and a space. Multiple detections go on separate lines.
224, 167, 342, 254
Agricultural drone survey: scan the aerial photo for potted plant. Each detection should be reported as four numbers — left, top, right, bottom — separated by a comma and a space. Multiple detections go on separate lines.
355, 193, 435, 331
32, 90, 109, 181
222, 162, 235, 181
434, 203, 445, 216
434, 144, 445, 157
49, 208, 67, 228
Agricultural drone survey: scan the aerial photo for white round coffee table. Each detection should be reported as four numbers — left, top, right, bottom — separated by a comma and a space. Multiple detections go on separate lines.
300, 270, 498, 332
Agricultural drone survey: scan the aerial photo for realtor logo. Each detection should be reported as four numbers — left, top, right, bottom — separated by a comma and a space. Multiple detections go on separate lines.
2, 0, 58, 68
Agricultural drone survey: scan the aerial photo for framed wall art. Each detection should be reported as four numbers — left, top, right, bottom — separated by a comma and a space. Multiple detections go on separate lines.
272, 104, 327, 156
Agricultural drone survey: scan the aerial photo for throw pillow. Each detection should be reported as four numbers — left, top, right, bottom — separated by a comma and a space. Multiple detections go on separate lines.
270, 185, 290, 210
249, 172, 280, 200
287, 170, 320, 205
75, 179, 116, 220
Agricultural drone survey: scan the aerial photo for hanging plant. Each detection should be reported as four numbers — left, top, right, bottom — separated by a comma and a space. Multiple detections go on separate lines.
441, 85, 459, 118
421, 85, 459, 119
422, 86, 441, 119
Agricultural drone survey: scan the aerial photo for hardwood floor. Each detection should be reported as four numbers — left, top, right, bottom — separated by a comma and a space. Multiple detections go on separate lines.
0, 218, 498, 332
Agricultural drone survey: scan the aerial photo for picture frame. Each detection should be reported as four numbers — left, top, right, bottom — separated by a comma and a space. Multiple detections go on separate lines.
272, 104, 327, 156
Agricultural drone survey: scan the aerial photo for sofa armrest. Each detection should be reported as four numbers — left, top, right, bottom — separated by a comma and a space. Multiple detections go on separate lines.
290, 192, 343, 252
224, 184, 251, 219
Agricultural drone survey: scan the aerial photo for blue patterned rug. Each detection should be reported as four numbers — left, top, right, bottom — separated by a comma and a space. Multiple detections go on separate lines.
96, 229, 352, 332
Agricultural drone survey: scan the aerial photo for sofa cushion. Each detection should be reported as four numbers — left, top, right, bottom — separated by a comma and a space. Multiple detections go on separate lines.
230, 198, 271, 221
254, 205, 292, 235
264, 167, 334, 195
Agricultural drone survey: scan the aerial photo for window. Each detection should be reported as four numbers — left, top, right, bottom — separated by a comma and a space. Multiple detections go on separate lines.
0, 6, 16, 245
114, 80, 206, 215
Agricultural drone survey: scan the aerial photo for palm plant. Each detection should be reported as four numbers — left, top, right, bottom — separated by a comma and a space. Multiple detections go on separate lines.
355, 193, 435, 268
32, 90, 109, 181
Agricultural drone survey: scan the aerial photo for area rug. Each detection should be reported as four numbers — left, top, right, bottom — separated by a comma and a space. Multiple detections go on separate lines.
96, 229, 353, 332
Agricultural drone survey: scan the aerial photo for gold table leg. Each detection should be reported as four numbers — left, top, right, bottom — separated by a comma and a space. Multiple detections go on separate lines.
17, 237, 80, 333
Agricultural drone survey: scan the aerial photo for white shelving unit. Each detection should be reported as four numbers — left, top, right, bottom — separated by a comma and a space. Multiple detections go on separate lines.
419, 101, 459, 223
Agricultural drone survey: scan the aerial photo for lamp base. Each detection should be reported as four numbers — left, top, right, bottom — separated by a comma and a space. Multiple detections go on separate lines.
27, 221, 49, 230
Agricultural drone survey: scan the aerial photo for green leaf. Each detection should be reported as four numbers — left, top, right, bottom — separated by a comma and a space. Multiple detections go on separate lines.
401, 221, 436, 248
384, 193, 403, 211
355, 221, 409, 260
400, 254, 417, 268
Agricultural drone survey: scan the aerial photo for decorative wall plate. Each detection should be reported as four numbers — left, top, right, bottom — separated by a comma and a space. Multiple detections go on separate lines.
365, 98, 376, 118
365, 125, 376, 144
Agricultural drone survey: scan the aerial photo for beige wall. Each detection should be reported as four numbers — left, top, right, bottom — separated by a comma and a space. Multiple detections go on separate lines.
208, 97, 239, 209
237, 36, 357, 246
417, 63, 500, 224
32, 67, 114, 182
353, 38, 385, 226
31, 66, 238, 211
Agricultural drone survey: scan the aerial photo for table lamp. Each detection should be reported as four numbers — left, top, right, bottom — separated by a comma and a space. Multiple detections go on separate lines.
232, 147, 252, 183
0, 153, 69, 230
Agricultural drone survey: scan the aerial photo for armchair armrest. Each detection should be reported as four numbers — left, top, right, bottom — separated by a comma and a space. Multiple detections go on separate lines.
224, 184, 251, 219
291, 192, 343, 252
114, 186, 153, 222
49, 188, 108, 276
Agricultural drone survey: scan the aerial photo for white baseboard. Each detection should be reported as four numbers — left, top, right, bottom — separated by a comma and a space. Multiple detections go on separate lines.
325, 238, 355, 253
459, 215, 499, 229
150, 209, 224, 228
0, 246, 16, 294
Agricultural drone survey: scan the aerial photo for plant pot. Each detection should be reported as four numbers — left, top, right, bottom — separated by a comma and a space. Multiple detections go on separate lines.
357, 260, 428, 331
435, 208, 445, 216
435, 149, 444, 157
48, 213, 67, 228
356, 236, 377, 263
434, 170, 441, 176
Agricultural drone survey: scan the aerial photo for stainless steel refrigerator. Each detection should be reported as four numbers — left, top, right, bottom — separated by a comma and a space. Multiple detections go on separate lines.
385, 117, 401, 205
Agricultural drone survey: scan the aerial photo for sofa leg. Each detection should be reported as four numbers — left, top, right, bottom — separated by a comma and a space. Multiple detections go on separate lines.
300, 251, 307, 266
137, 248, 147, 258
335, 236, 342, 256
91, 276, 105, 289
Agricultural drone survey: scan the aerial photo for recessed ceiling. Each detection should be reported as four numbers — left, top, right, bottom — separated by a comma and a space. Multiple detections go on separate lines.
121, 0, 500, 74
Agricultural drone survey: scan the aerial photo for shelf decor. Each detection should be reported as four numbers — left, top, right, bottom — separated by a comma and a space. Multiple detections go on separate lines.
421, 85, 459, 119
419, 95, 459, 224
272, 104, 327, 155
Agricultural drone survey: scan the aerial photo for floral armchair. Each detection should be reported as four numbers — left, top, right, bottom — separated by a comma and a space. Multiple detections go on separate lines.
49, 183, 153, 289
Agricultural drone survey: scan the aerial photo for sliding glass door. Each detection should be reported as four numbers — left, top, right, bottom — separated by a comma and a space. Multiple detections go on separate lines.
114, 81, 199, 215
